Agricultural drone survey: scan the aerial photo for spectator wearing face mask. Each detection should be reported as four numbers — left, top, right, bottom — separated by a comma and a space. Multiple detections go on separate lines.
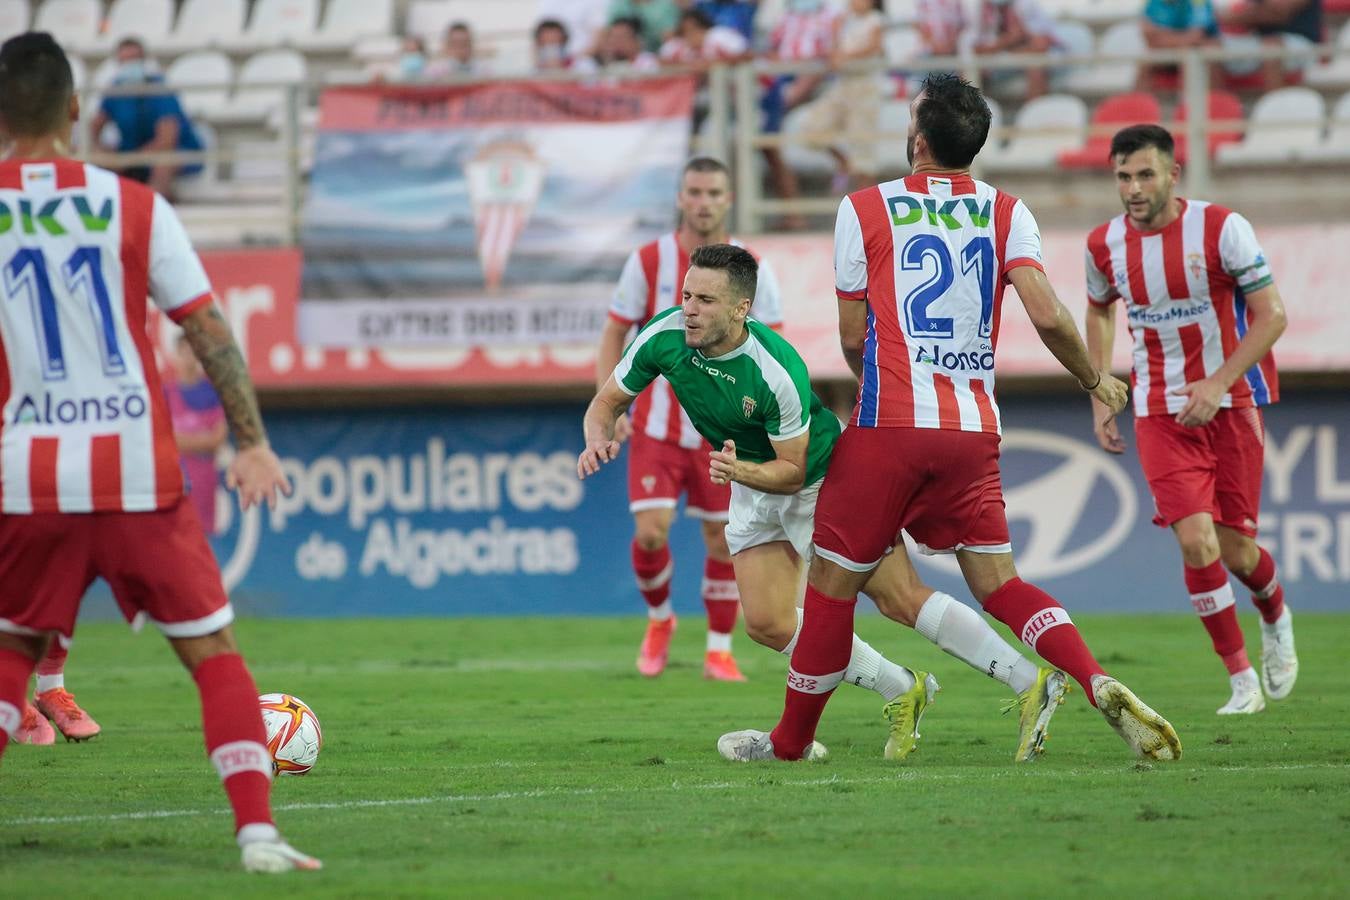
537, 0, 609, 59
425, 22, 485, 79
970, 0, 1062, 98
608, 0, 682, 52
89, 37, 202, 200
534, 18, 600, 72
393, 36, 430, 81
599, 17, 661, 70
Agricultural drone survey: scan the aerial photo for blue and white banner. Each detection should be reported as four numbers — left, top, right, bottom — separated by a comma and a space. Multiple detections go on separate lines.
193, 393, 1347, 617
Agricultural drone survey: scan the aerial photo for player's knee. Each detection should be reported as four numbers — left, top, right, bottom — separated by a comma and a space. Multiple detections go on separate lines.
1177, 532, 1221, 568
1219, 538, 1258, 577
743, 608, 794, 652
633, 524, 669, 550
871, 589, 922, 628
169, 627, 239, 673
701, 521, 731, 560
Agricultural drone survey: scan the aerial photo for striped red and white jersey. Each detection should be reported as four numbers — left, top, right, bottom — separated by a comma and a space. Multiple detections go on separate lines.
609, 233, 783, 448
835, 173, 1043, 434
770, 8, 839, 61
1085, 199, 1278, 418
0, 158, 213, 514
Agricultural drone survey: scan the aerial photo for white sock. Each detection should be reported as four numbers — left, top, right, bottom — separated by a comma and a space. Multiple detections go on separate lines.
35, 673, 64, 694
780, 607, 805, 657
914, 592, 1038, 695
843, 636, 916, 701
236, 822, 281, 847
647, 600, 673, 621
706, 631, 732, 653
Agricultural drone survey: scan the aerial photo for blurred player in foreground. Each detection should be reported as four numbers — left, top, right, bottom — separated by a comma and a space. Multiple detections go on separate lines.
1085, 124, 1296, 715
10, 641, 100, 744
0, 33, 317, 873
580, 244, 1070, 763
740, 74, 1181, 762
595, 157, 783, 682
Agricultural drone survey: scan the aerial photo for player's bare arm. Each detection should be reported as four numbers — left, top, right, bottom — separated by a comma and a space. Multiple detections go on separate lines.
708, 432, 808, 495
836, 297, 867, 380
1084, 301, 1127, 454
1008, 266, 1128, 417
594, 316, 634, 441
1172, 283, 1287, 428
578, 375, 636, 478
179, 302, 291, 509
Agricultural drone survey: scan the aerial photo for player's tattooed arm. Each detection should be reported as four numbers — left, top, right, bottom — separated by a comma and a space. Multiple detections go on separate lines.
836, 298, 867, 380
180, 303, 269, 450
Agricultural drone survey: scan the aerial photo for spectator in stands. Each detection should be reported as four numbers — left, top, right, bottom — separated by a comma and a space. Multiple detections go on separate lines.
915, 0, 967, 58
659, 9, 752, 66
695, 1, 760, 43
425, 22, 482, 79
394, 36, 430, 81
90, 37, 202, 200
798, 0, 885, 193
534, 19, 599, 72
762, 0, 841, 228
538, 0, 609, 59
598, 17, 661, 70
1141, 0, 1296, 88
1219, 0, 1322, 89
970, 0, 1062, 98
609, 0, 682, 52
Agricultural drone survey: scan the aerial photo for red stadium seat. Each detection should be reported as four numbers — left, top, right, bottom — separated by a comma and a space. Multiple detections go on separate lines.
1057, 92, 1162, 169
1174, 90, 1245, 162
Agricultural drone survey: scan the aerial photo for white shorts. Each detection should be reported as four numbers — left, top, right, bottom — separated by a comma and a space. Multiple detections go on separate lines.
724, 479, 821, 558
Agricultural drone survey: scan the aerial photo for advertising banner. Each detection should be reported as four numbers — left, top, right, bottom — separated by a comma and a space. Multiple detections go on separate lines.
297, 78, 696, 347
203, 393, 1349, 618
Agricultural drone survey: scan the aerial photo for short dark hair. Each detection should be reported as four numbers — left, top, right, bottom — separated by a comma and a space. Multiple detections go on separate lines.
679, 9, 714, 32
914, 73, 991, 169
610, 16, 643, 38
116, 36, 145, 54
689, 244, 758, 303
1110, 124, 1174, 162
683, 155, 730, 179
447, 21, 471, 35
534, 18, 568, 42
0, 33, 74, 139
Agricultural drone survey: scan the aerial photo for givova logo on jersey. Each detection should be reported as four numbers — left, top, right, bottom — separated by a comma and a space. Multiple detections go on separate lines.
9, 390, 148, 425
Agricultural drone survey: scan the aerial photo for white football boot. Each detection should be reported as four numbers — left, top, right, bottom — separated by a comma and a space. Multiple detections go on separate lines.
1091, 675, 1182, 761
240, 832, 322, 873
1217, 667, 1265, 715
717, 729, 828, 762
1259, 608, 1299, 701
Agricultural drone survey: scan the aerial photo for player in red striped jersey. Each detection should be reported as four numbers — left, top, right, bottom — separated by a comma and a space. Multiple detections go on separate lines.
595, 156, 782, 682
0, 33, 316, 872
759, 74, 1181, 763
1085, 124, 1297, 715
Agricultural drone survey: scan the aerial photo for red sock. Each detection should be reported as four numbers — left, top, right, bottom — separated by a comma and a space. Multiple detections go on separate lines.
193, 653, 275, 835
632, 541, 673, 617
36, 640, 68, 676
0, 648, 37, 761
1185, 561, 1250, 674
983, 579, 1106, 706
702, 558, 739, 640
769, 586, 855, 759
1232, 547, 1285, 625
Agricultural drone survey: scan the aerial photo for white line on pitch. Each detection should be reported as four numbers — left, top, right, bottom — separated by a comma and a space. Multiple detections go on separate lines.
4, 762, 1345, 829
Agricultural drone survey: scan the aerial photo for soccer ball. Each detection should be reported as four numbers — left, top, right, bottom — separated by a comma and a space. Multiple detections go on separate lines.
259, 693, 323, 776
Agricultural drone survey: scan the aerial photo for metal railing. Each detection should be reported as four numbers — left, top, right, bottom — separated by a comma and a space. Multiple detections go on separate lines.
71, 39, 1348, 243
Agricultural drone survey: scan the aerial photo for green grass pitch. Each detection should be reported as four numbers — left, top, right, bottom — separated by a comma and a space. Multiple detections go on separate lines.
2, 613, 1347, 898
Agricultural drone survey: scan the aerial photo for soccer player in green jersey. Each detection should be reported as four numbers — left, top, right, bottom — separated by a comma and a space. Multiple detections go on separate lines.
579, 244, 1070, 763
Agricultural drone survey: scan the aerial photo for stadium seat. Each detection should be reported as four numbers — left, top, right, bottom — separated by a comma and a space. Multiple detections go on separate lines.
161, 0, 245, 53
1216, 86, 1325, 166
67, 49, 86, 88
1058, 92, 1161, 169
33, 0, 103, 54
407, 0, 456, 44
216, 49, 307, 125
984, 96, 1005, 150
1046, 0, 1135, 27
228, 0, 319, 52
1050, 19, 1094, 92
293, 0, 394, 52
0, 0, 31, 40
352, 33, 401, 62
981, 93, 1088, 172
1302, 91, 1350, 163
1307, 21, 1350, 90
1063, 21, 1144, 96
876, 97, 913, 172
92, 0, 173, 51
166, 50, 234, 121
1174, 90, 1244, 162
780, 103, 836, 177
883, 27, 919, 66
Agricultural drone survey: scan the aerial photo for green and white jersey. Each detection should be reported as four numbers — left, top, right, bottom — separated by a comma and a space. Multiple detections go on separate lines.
614, 307, 840, 486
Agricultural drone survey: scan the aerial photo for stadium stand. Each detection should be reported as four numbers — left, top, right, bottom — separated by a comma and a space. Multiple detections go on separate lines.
32, 0, 101, 54
1308, 19, 1350, 89
981, 92, 1088, 172
92, 0, 173, 52
160, 0, 246, 53
1174, 89, 1245, 162
1062, 20, 1145, 96
215, 48, 307, 125
1058, 91, 1161, 168
292, 0, 394, 52
1216, 85, 1327, 166
228, 0, 319, 53
1305, 90, 1350, 161
0, 0, 30, 37
165, 50, 235, 121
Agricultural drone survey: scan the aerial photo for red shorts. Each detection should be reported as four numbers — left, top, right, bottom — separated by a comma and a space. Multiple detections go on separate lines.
1135, 407, 1264, 537
0, 499, 233, 642
626, 431, 731, 521
814, 426, 1011, 570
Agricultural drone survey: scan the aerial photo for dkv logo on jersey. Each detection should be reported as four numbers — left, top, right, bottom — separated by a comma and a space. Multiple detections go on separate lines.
911, 430, 1136, 580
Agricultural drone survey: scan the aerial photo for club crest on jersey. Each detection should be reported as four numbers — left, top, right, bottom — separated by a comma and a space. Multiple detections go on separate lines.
742, 396, 756, 418
641, 475, 657, 493
1187, 253, 1204, 279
